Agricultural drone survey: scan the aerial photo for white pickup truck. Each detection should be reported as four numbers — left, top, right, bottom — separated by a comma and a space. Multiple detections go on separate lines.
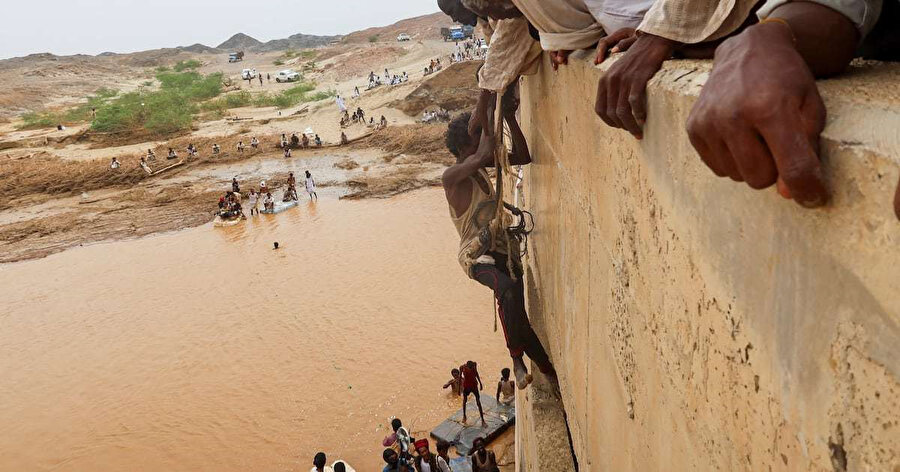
241, 68, 258, 80
275, 69, 300, 83
397, 33, 411, 42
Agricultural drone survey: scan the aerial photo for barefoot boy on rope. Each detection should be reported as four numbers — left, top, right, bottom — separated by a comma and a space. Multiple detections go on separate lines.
442, 88, 554, 391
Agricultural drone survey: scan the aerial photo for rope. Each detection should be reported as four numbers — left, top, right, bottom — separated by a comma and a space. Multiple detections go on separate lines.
489, 85, 520, 282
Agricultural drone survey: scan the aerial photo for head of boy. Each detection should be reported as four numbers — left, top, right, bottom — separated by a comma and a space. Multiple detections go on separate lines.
501, 368, 510, 380
391, 418, 403, 432
452, 368, 460, 378
415, 439, 431, 459
436, 439, 451, 456
313, 452, 327, 470
446, 112, 478, 163
472, 437, 487, 453
383, 448, 399, 465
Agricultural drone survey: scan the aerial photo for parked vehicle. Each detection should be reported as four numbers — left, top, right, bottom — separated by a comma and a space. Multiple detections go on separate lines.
228, 51, 244, 63
241, 68, 258, 80
449, 26, 465, 41
275, 69, 300, 83
397, 33, 411, 42
440, 27, 451, 41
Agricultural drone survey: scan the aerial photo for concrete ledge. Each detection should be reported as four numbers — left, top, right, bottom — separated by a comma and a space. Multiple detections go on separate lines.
514, 358, 577, 472
517, 52, 900, 471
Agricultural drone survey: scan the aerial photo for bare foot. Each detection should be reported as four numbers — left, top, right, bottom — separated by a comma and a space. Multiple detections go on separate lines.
482, 419, 488, 428
513, 357, 533, 390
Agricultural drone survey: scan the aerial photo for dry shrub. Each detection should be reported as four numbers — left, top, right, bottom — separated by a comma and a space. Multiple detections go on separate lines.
334, 157, 359, 170
0, 156, 148, 207
0, 132, 284, 209
362, 125, 453, 164
391, 61, 481, 116
342, 165, 441, 200
0, 213, 81, 244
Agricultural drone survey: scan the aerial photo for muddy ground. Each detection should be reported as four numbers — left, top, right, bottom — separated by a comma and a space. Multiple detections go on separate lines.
0, 35, 480, 263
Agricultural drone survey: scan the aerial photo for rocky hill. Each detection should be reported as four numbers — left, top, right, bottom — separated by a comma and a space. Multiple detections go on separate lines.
255, 33, 341, 52
342, 12, 447, 43
178, 43, 221, 54
216, 33, 263, 51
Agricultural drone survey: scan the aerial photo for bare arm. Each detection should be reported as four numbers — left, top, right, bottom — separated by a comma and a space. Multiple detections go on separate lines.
441, 131, 496, 189
495, 381, 501, 402
469, 89, 496, 139
502, 87, 531, 166
505, 114, 531, 166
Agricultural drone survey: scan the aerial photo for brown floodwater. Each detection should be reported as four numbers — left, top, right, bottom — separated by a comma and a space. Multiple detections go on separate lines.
0, 189, 510, 471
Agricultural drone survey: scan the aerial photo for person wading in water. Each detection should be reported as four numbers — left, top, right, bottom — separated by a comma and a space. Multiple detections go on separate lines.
442, 89, 555, 393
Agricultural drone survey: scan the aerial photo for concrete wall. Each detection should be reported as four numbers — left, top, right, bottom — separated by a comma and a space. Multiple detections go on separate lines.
517, 52, 900, 471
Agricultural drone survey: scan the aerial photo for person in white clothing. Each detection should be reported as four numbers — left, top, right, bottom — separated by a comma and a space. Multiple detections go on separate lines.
332, 461, 356, 472
305, 170, 318, 201
110, 157, 120, 169
247, 189, 259, 216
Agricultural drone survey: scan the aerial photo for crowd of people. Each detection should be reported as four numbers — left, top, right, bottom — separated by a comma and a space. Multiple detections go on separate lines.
422, 108, 452, 123
449, 38, 488, 63
438, 0, 900, 219
312, 360, 513, 472
280, 132, 324, 150
365, 69, 411, 90
214, 170, 318, 220
110, 129, 360, 175
424, 58, 444, 76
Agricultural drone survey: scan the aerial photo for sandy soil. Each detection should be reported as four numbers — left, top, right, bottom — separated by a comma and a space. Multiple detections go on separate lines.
0, 36, 479, 263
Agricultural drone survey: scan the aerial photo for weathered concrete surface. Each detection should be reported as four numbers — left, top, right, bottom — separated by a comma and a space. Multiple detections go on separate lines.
517, 52, 900, 472
515, 362, 577, 472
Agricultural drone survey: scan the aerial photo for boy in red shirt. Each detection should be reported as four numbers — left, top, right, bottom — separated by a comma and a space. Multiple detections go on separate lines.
461, 361, 486, 426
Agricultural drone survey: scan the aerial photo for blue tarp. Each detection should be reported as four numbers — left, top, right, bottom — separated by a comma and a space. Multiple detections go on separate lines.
430, 393, 515, 456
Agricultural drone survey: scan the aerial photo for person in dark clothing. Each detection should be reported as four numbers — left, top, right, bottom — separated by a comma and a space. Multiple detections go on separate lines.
443, 98, 555, 392
469, 437, 499, 472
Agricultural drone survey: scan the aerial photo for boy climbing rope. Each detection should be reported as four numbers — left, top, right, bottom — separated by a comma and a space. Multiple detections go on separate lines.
442, 86, 555, 392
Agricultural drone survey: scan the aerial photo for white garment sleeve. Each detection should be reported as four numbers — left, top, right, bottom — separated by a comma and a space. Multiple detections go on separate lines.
438, 457, 452, 472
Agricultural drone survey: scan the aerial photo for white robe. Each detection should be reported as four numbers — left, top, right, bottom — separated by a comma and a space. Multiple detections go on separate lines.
511, 0, 655, 51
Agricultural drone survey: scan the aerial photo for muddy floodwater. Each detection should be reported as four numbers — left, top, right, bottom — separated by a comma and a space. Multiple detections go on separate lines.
0, 189, 510, 471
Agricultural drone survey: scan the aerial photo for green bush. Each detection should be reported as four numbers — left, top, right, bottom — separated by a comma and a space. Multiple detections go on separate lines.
200, 91, 253, 113
17, 88, 119, 129
368, 35, 379, 43
173, 59, 202, 72
252, 82, 332, 109
273, 59, 285, 66
19, 111, 57, 129
90, 70, 224, 135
